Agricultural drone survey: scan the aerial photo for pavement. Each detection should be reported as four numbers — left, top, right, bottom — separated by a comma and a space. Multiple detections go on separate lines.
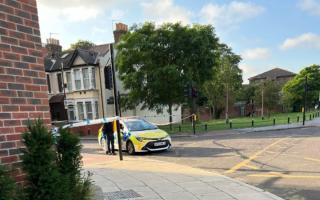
83, 151, 284, 200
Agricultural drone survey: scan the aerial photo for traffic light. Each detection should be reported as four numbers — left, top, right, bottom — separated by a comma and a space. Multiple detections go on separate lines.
104, 66, 113, 89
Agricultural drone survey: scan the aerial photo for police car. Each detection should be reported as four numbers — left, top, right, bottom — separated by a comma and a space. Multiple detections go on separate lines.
98, 118, 172, 155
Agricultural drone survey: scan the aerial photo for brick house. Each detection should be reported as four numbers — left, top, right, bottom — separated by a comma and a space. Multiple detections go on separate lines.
248, 68, 296, 85
0, 0, 50, 182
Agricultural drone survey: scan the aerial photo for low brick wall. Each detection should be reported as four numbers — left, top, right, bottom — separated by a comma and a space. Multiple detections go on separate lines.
69, 123, 102, 136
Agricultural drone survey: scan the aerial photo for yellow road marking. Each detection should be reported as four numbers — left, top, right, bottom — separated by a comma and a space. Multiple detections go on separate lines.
244, 164, 259, 170
248, 173, 320, 179
225, 137, 289, 174
304, 157, 320, 163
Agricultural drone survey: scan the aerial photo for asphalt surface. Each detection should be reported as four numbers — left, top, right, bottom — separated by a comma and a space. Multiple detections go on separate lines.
144, 127, 320, 200
81, 127, 320, 200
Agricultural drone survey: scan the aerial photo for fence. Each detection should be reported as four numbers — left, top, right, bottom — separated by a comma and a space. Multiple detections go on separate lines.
159, 111, 320, 134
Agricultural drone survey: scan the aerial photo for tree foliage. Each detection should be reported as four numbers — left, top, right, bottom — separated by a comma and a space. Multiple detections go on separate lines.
21, 120, 92, 200
69, 40, 95, 50
116, 22, 220, 122
22, 120, 67, 200
202, 44, 242, 119
0, 166, 17, 200
282, 65, 320, 111
254, 80, 282, 114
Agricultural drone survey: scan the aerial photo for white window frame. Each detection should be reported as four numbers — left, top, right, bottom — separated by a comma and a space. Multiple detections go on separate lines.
77, 102, 85, 120
65, 71, 72, 92
74, 69, 82, 91
90, 67, 96, 89
85, 101, 93, 120
72, 99, 98, 121
82, 68, 90, 90
94, 101, 99, 119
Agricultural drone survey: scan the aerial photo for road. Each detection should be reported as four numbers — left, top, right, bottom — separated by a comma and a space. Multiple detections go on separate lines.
145, 127, 320, 200
81, 127, 320, 200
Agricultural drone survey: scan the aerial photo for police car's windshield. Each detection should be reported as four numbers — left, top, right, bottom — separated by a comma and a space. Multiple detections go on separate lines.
124, 120, 158, 131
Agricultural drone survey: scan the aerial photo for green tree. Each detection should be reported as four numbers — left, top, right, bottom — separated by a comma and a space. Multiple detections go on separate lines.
283, 65, 320, 111
0, 166, 17, 200
56, 128, 93, 200
203, 44, 242, 119
69, 40, 95, 50
116, 22, 220, 123
254, 80, 281, 116
22, 120, 67, 200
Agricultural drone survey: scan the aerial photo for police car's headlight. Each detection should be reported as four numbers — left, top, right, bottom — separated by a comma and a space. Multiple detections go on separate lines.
135, 136, 144, 142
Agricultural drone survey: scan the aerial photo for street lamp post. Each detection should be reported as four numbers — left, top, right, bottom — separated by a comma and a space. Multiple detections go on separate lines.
110, 43, 123, 161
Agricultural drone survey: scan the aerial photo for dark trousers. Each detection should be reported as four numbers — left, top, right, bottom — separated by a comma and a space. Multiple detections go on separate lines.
106, 134, 115, 153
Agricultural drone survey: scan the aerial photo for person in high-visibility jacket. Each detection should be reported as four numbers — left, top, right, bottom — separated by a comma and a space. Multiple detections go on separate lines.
102, 121, 116, 155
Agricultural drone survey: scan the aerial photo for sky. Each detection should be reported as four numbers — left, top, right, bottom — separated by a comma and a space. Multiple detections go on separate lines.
37, 0, 320, 83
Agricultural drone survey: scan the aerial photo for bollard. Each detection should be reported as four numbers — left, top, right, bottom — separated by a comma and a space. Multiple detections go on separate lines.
310, 114, 312, 120
179, 125, 181, 132
262, 116, 264, 120
251, 119, 254, 127
297, 116, 299, 122
205, 124, 208, 131
273, 118, 276, 126
313, 113, 315, 119
288, 117, 290, 124
229, 121, 232, 129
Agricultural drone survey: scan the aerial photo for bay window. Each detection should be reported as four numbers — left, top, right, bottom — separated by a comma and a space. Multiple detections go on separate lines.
66, 72, 72, 92
83, 68, 90, 89
77, 102, 84, 120
85, 101, 93, 120
74, 69, 81, 90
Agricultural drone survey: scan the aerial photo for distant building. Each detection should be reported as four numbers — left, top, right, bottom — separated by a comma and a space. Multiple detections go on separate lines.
248, 68, 296, 85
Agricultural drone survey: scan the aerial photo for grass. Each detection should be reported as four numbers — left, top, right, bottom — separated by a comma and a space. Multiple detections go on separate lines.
159, 111, 319, 135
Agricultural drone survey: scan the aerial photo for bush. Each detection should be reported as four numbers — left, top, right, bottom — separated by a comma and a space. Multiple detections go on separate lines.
56, 128, 93, 200
0, 166, 16, 200
21, 119, 67, 200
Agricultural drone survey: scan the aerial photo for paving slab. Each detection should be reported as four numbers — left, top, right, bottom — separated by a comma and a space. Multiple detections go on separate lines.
84, 154, 284, 200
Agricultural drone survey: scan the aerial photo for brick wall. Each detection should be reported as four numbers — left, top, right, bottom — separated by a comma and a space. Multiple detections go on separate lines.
0, 0, 50, 182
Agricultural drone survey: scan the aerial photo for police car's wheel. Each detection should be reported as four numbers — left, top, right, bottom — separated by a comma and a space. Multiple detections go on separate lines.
126, 141, 135, 155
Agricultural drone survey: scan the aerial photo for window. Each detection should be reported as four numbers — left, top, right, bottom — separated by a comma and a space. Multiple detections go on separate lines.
74, 69, 81, 90
85, 101, 93, 120
68, 105, 76, 121
57, 73, 63, 92
82, 68, 90, 89
66, 72, 72, 92
91, 68, 96, 89
47, 74, 51, 93
77, 102, 84, 120
94, 101, 99, 119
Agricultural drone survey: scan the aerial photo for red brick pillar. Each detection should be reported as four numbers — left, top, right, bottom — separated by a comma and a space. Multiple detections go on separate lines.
0, 0, 50, 182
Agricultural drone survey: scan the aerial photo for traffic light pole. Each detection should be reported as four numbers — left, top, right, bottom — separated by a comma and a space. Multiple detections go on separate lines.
110, 43, 123, 161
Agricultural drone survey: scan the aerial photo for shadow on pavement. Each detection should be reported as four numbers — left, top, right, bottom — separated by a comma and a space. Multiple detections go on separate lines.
256, 178, 320, 200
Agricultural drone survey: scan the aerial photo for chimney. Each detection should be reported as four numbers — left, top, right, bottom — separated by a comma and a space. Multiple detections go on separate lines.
45, 38, 62, 58
113, 23, 128, 44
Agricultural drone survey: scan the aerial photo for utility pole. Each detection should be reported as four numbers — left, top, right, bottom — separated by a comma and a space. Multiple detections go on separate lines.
261, 83, 264, 119
303, 76, 307, 125
225, 83, 229, 122
110, 43, 123, 161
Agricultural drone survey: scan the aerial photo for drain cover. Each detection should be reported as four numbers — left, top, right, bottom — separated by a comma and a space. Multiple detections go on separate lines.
104, 190, 142, 200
